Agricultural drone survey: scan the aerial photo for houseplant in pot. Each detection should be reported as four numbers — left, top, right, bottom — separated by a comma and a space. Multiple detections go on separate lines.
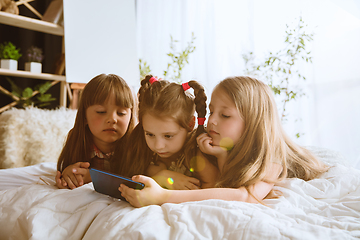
0, 41, 22, 71
25, 46, 44, 73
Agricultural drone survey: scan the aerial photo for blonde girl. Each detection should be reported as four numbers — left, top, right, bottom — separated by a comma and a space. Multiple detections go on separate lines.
116, 75, 218, 190
56, 74, 135, 189
119, 76, 329, 206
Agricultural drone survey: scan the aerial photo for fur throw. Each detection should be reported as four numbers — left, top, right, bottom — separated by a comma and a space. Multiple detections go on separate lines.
0, 107, 77, 169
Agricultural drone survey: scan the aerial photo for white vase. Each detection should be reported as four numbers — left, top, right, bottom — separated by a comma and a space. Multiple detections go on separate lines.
25, 62, 42, 73
0, 59, 18, 71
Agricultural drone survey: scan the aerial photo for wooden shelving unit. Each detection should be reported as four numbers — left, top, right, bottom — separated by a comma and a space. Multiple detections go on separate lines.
0, 68, 66, 81
0, 11, 63, 36
0, 11, 67, 111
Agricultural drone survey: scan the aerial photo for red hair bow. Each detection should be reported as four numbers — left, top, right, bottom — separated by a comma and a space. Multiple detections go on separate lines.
149, 77, 158, 84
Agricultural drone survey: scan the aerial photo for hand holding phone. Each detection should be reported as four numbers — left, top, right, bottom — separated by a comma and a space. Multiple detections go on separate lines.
89, 168, 144, 201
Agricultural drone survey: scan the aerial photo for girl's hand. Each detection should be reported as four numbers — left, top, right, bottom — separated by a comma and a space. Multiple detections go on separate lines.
197, 133, 228, 159
58, 162, 91, 189
118, 175, 169, 207
55, 171, 69, 189
152, 170, 201, 190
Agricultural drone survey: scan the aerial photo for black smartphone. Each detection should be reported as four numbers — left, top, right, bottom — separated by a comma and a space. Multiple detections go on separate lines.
89, 168, 144, 201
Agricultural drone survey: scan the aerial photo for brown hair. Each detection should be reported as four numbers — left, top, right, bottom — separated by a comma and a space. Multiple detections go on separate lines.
57, 74, 135, 173
213, 76, 329, 190
117, 75, 207, 177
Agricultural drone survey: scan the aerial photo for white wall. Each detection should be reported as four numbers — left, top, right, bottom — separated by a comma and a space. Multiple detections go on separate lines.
250, 0, 360, 166
63, 0, 139, 89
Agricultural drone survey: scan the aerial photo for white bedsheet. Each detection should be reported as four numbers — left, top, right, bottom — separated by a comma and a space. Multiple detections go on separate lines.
0, 162, 359, 240
0, 162, 57, 191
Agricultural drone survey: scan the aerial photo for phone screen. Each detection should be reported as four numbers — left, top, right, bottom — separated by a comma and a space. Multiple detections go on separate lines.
89, 168, 144, 201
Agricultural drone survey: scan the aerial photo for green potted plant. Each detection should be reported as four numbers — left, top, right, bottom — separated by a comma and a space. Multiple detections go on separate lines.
25, 46, 44, 73
242, 17, 313, 138
0, 41, 22, 71
139, 32, 196, 83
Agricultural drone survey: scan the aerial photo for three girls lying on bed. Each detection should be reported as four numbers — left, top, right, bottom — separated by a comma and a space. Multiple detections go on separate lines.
56, 73, 329, 207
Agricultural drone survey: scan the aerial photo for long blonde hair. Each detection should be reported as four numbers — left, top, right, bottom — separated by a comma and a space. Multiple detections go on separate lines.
118, 75, 207, 177
57, 74, 135, 173
214, 76, 329, 188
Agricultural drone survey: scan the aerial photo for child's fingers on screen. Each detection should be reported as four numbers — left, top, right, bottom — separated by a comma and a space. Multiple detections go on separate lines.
133, 175, 153, 186
132, 175, 144, 183
119, 184, 129, 192
119, 184, 137, 204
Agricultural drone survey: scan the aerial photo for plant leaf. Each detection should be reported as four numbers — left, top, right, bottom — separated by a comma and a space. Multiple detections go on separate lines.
6, 77, 22, 96
22, 88, 33, 99
35, 82, 52, 94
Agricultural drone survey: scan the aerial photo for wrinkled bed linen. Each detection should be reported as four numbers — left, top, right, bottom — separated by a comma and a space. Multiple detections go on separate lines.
0, 162, 56, 191
0, 163, 359, 240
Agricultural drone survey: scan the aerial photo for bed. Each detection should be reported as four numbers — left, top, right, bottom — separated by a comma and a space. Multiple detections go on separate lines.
0, 147, 359, 240
0, 107, 359, 239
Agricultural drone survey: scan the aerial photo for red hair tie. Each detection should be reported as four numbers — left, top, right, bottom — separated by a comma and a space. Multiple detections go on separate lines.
149, 77, 158, 84
182, 82, 191, 91
198, 117, 206, 125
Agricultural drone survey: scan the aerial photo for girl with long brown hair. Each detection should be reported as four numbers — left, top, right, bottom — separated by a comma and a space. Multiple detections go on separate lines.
55, 73, 135, 189
119, 76, 329, 207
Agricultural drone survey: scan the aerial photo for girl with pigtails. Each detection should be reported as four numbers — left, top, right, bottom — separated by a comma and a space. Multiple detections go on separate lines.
116, 75, 219, 190
119, 76, 329, 207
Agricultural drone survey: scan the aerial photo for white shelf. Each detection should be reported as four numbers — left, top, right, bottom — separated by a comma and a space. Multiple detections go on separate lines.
0, 68, 65, 81
0, 11, 63, 36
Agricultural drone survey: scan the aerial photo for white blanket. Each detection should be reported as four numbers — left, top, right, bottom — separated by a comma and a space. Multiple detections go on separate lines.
0, 162, 359, 240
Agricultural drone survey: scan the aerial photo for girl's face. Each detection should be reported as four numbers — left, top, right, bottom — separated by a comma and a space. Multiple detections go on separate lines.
86, 93, 131, 153
207, 89, 245, 149
142, 113, 188, 161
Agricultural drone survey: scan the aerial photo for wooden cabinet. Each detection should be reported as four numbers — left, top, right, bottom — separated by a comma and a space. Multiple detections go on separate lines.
0, 11, 67, 112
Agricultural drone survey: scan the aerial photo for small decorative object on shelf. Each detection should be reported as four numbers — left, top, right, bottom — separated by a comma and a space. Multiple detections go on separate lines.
0, 0, 19, 15
25, 46, 44, 73
42, 0, 64, 26
0, 41, 21, 71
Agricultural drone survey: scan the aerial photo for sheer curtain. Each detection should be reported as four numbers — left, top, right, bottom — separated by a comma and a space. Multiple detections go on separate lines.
135, 0, 360, 167
136, 0, 252, 93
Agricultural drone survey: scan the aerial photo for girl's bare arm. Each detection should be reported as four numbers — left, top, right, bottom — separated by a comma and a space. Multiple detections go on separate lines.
119, 162, 282, 207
